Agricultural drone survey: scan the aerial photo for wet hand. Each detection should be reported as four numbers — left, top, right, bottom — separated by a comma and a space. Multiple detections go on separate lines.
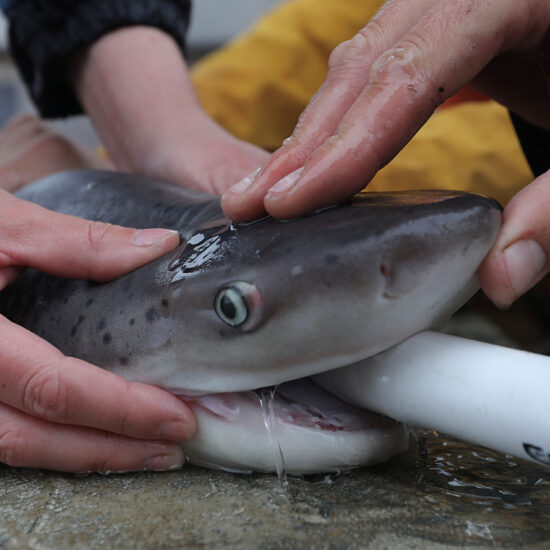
479, 170, 550, 309
0, 192, 196, 473
222, 0, 550, 221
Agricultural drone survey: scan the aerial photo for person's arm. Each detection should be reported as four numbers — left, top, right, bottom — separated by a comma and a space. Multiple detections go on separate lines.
2, 0, 268, 194
71, 26, 268, 195
222, 0, 550, 307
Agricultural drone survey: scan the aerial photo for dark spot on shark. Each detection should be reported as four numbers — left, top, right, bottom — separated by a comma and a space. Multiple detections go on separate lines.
161, 299, 169, 308
325, 254, 340, 264
119, 357, 129, 366
97, 318, 107, 331
70, 314, 85, 337
121, 276, 132, 293
103, 333, 112, 345
129, 318, 135, 326
145, 306, 160, 323
85, 298, 94, 307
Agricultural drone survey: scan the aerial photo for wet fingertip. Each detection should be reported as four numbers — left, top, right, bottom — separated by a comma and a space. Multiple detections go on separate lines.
264, 167, 305, 201
221, 193, 267, 224
225, 167, 262, 197
133, 228, 180, 251
157, 412, 197, 442
142, 446, 185, 472
503, 239, 546, 299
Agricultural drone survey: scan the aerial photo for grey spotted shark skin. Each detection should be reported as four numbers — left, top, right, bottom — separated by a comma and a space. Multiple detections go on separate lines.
0, 171, 502, 474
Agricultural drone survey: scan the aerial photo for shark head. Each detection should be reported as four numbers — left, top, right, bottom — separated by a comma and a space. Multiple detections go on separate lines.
126, 190, 502, 393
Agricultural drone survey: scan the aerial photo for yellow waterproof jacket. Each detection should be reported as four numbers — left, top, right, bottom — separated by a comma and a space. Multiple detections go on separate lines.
191, 0, 532, 206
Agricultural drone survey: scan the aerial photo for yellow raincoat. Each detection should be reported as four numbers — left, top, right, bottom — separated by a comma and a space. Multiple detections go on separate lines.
191, 0, 532, 206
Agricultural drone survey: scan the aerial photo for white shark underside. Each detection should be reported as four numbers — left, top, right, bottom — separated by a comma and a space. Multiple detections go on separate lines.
0, 171, 502, 474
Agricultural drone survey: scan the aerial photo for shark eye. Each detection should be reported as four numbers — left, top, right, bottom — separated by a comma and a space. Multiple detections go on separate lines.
214, 282, 262, 330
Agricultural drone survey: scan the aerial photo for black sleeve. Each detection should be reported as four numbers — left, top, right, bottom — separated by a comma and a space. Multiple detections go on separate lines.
4, 0, 192, 118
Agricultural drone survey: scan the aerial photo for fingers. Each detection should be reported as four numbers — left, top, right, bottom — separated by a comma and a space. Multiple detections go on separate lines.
222, 0, 436, 220
0, 316, 196, 442
0, 190, 180, 285
0, 404, 185, 473
222, 0, 547, 221
479, 170, 550, 308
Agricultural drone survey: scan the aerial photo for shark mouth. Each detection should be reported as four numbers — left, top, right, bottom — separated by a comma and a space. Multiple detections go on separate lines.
175, 378, 408, 475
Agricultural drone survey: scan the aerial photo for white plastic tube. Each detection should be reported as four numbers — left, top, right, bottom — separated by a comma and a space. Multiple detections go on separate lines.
314, 331, 550, 467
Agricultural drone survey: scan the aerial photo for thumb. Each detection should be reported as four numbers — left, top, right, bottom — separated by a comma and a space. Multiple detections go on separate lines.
0, 190, 180, 283
478, 171, 550, 308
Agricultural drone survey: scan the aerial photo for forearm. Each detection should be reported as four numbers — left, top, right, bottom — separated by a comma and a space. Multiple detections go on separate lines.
71, 25, 269, 195
72, 26, 204, 175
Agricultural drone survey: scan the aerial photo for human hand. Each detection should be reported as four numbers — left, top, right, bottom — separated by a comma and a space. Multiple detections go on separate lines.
0, 114, 111, 193
478, 170, 550, 309
73, 26, 269, 196
222, 0, 550, 221
132, 107, 270, 196
0, 192, 196, 473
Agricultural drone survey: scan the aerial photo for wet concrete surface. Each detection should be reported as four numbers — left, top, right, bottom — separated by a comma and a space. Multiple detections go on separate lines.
2, 435, 550, 550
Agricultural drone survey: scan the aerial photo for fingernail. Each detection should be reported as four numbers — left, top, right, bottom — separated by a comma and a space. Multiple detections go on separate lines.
133, 228, 180, 250
503, 239, 546, 298
157, 417, 196, 442
266, 167, 305, 199
143, 447, 185, 471
226, 167, 262, 196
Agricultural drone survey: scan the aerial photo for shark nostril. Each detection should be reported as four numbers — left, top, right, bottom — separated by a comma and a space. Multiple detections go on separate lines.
380, 262, 392, 282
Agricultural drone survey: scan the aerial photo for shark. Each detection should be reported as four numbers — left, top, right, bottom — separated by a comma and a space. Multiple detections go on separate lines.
0, 170, 502, 474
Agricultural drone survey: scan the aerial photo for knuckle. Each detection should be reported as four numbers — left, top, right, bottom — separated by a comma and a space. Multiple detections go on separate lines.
369, 36, 438, 96
0, 427, 28, 467
328, 20, 387, 73
370, 42, 419, 81
22, 366, 71, 420
86, 220, 117, 253
328, 34, 369, 75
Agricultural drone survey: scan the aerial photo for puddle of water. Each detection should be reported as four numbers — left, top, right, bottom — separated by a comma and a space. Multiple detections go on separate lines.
414, 431, 548, 509
410, 430, 550, 542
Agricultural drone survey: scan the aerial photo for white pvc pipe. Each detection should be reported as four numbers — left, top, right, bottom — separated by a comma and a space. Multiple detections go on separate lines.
314, 331, 550, 467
